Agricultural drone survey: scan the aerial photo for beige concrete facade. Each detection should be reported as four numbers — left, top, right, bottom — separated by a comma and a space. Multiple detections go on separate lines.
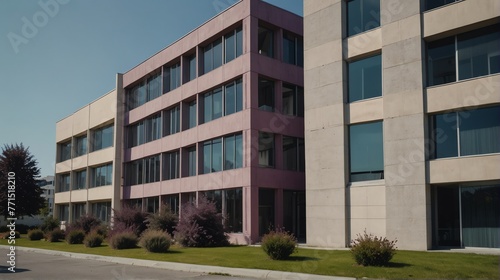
54, 78, 124, 224
304, 0, 500, 250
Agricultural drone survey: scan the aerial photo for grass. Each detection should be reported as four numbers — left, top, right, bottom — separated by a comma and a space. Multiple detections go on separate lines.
1, 236, 499, 279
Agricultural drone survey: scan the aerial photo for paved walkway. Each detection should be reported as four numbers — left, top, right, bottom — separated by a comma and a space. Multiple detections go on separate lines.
2, 245, 354, 280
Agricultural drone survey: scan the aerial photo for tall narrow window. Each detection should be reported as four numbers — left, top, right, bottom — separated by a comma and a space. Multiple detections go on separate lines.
74, 170, 86, 190
75, 135, 87, 157
427, 37, 456, 86
90, 163, 113, 188
348, 54, 382, 102
145, 155, 161, 183
59, 140, 71, 162
127, 82, 146, 110
283, 32, 304, 67
187, 54, 196, 82
283, 136, 305, 172
347, 0, 380, 37
188, 100, 197, 129
282, 84, 304, 117
59, 173, 70, 192
258, 25, 274, 57
203, 138, 223, 174
147, 73, 161, 100
163, 63, 181, 93
145, 114, 162, 142
259, 78, 274, 112
349, 121, 384, 182
224, 134, 243, 170
163, 151, 179, 180
187, 147, 196, 177
259, 132, 274, 167
164, 106, 180, 136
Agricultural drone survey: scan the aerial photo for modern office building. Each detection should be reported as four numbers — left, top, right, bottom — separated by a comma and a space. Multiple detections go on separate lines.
54, 0, 304, 244
38, 175, 55, 216
54, 89, 123, 226
304, 0, 500, 250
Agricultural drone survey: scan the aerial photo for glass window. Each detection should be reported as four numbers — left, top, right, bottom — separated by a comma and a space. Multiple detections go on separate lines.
283, 137, 305, 172
224, 134, 243, 170
259, 78, 274, 112
225, 82, 236, 116
91, 202, 111, 223
348, 54, 382, 102
163, 151, 179, 180
91, 163, 113, 188
127, 82, 146, 110
145, 196, 159, 213
258, 25, 274, 58
164, 194, 179, 214
283, 32, 303, 67
128, 121, 144, 148
58, 204, 69, 222
225, 30, 236, 63
203, 44, 213, 74
225, 188, 243, 233
145, 155, 161, 183
126, 159, 143, 186
59, 173, 70, 192
188, 101, 197, 129
59, 140, 71, 162
92, 124, 113, 152
188, 54, 197, 82
164, 106, 180, 136
188, 146, 196, 177
203, 138, 223, 174
213, 88, 223, 120
282, 84, 304, 117
213, 38, 223, 70
236, 27, 243, 57
74, 170, 86, 190
145, 114, 162, 142
348, 55, 382, 102
147, 73, 161, 100
425, 0, 458, 11
75, 135, 87, 157
349, 121, 384, 182
259, 132, 274, 167
72, 203, 86, 222
427, 37, 456, 86
458, 25, 500, 81
163, 63, 181, 93
347, 0, 380, 37
431, 106, 500, 158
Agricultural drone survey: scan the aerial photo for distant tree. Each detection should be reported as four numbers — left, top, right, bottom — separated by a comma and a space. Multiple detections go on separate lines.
0, 144, 45, 218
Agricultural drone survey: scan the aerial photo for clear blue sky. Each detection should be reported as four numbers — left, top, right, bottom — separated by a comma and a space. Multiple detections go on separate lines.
0, 0, 303, 177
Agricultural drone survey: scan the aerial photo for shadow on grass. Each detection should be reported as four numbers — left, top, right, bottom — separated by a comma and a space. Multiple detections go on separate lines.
287, 256, 320, 261
385, 262, 412, 268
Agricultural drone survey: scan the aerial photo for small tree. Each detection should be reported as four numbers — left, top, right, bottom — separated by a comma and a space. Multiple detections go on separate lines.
146, 204, 178, 235
0, 144, 45, 218
174, 197, 229, 247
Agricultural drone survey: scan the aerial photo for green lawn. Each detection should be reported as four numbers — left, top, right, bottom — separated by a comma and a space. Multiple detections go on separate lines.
2, 237, 499, 279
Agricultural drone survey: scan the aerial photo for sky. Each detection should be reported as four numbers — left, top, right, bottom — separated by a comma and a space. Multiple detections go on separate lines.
0, 0, 303, 177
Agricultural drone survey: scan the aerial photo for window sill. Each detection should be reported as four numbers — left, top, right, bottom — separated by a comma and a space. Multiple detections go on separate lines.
430, 152, 500, 161
427, 72, 500, 89
348, 179, 385, 188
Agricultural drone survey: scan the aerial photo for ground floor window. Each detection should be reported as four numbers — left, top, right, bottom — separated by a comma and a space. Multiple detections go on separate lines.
163, 194, 179, 214
58, 204, 69, 222
259, 188, 275, 236
202, 188, 243, 233
432, 183, 500, 248
145, 196, 159, 213
71, 203, 86, 222
91, 201, 111, 223
283, 190, 306, 241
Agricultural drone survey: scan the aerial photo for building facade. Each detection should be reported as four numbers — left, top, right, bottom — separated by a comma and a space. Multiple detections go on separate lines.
38, 175, 55, 216
304, 0, 500, 250
54, 0, 304, 244
54, 89, 123, 226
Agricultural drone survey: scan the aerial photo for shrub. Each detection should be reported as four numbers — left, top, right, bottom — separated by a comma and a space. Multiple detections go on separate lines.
94, 224, 108, 239
111, 205, 149, 237
66, 229, 85, 244
108, 230, 138, 249
146, 204, 178, 235
174, 197, 229, 247
15, 224, 31, 234
2, 231, 20, 239
140, 229, 172, 253
27, 229, 44, 241
45, 228, 65, 242
40, 216, 60, 233
84, 231, 104, 248
350, 230, 397, 266
261, 228, 297, 260
71, 215, 102, 234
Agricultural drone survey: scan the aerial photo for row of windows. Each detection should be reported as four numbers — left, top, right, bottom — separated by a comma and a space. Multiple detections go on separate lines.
58, 163, 113, 192
347, 23, 498, 103
58, 124, 114, 162
346, 0, 466, 37
127, 78, 304, 148
125, 132, 305, 186
58, 201, 111, 223
349, 105, 500, 183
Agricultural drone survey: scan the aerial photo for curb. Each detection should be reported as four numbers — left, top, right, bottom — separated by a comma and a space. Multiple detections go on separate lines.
4, 245, 355, 280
